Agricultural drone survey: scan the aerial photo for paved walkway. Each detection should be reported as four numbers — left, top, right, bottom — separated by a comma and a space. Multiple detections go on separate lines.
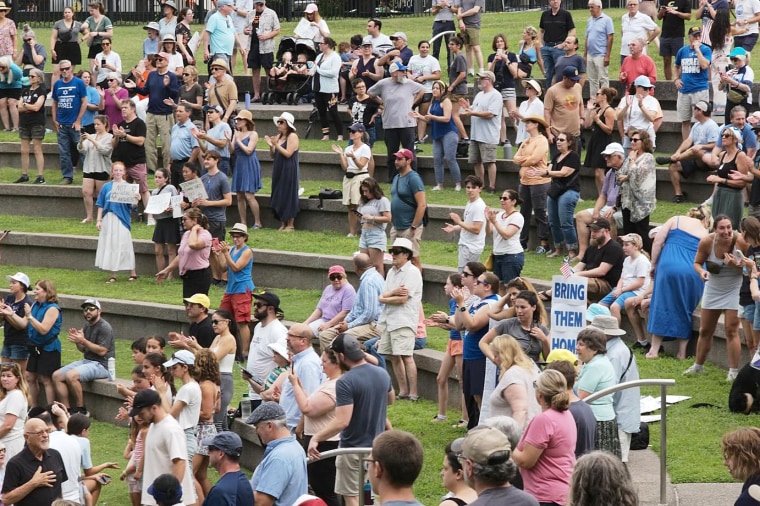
629, 447, 742, 505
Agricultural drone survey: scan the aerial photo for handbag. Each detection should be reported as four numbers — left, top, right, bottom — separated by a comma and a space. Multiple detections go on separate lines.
86, 18, 105, 47
484, 252, 494, 271
312, 54, 322, 94
311, 188, 342, 209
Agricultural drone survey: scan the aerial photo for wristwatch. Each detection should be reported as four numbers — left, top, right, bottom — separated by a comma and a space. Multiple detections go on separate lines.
459, 306, 467, 312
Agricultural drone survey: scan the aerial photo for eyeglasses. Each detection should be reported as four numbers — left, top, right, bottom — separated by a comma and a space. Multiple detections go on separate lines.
630, 137, 641, 142
462, 271, 473, 277
362, 458, 376, 471
83, 306, 98, 312
25, 429, 51, 437
722, 132, 733, 138
254, 302, 269, 309
211, 319, 228, 325
476, 279, 489, 286
329, 274, 343, 281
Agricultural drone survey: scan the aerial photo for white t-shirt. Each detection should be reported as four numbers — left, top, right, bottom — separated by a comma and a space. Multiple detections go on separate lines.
620, 253, 651, 294
49, 430, 83, 503
620, 12, 658, 56
247, 318, 288, 399
407, 54, 442, 93
492, 210, 524, 254
141, 415, 197, 506
294, 17, 329, 42
344, 143, 372, 174
470, 89, 503, 145
735, 0, 760, 35
0, 390, 27, 454
516, 98, 544, 144
174, 380, 202, 429
460, 197, 486, 252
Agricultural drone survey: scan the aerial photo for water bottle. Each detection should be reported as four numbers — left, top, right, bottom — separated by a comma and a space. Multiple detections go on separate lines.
241, 392, 251, 419
244, 92, 251, 109
107, 357, 116, 382
363, 479, 374, 505
503, 138, 513, 159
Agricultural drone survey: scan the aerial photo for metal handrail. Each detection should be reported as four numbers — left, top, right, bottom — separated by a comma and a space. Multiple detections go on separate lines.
584, 378, 676, 506
309, 447, 373, 506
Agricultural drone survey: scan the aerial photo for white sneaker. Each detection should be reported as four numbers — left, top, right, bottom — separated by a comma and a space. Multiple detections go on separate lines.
146, 217, 156, 227
727, 370, 738, 381
454, 184, 461, 191
683, 364, 704, 375
432, 185, 443, 191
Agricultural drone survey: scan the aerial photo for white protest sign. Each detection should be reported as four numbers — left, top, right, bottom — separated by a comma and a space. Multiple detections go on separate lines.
549, 275, 588, 354
143, 192, 171, 215
180, 178, 208, 202
171, 195, 184, 218
109, 182, 140, 204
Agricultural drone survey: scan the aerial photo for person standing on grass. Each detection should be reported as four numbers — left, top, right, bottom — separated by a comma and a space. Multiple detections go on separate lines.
443, 175, 486, 272
16, 67, 46, 185
52, 59, 88, 185
53, 298, 114, 416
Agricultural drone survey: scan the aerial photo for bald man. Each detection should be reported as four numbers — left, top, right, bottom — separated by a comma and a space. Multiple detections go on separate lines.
2, 418, 67, 506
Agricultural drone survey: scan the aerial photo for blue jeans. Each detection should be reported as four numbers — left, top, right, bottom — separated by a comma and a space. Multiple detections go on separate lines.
541, 45, 565, 86
494, 251, 525, 284
57, 124, 80, 179
433, 130, 461, 185
547, 189, 580, 250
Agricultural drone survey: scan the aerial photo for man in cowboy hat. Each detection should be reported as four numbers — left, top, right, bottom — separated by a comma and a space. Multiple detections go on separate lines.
378, 237, 423, 402
590, 314, 641, 464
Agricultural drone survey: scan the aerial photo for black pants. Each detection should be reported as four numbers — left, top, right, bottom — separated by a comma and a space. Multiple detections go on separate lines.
622, 208, 651, 253
181, 267, 212, 299
384, 127, 417, 182
432, 20, 455, 67
300, 436, 341, 506
170, 158, 190, 189
315, 92, 344, 138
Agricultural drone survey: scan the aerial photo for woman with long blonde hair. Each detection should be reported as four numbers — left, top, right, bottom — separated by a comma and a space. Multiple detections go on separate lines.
0, 361, 31, 461
485, 334, 540, 429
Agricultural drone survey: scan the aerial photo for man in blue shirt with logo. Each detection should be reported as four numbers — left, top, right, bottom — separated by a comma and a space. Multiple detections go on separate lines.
674, 26, 711, 140
51, 60, 87, 185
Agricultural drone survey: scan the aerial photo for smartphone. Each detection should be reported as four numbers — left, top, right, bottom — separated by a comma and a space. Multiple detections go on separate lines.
353, 210, 364, 217
97, 475, 112, 485
101, 58, 106, 66
211, 237, 220, 251
236, 363, 264, 386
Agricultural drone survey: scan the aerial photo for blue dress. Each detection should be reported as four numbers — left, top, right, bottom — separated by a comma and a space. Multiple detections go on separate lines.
648, 226, 703, 340
231, 136, 262, 194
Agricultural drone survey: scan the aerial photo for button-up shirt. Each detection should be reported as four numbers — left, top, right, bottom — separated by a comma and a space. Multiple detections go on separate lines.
345, 267, 385, 328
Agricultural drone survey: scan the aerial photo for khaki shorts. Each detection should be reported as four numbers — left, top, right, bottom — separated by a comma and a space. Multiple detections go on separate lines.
676, 89, 709, 122
461, 27, 481, 47
319, 322, 380, 352
378, 326, 415, 356
343, 173, 369, 206
335, 453, 362, 496
586, 278, 612, 303
468, 140, 497, 164
389, 226, 423, 257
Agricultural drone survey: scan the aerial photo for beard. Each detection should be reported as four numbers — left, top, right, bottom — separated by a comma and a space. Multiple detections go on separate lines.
394, 75, 406, 84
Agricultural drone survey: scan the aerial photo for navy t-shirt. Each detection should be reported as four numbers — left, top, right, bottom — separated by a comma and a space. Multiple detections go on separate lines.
3, 294, 31, 346
204, 470, 254, 506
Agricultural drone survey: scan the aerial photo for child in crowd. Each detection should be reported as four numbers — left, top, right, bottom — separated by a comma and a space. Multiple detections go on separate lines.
120, 415, 149, 506
116, 364, 151, 407
599, 233, 651, 327
67, 413, 119, 506
146, 335, 166, 354
269, 50, 294, 82
143, 352, 175, 408
131, 337, 147, 364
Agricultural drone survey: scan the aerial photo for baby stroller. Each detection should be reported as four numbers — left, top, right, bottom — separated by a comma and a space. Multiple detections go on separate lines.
262, 37, 318, 105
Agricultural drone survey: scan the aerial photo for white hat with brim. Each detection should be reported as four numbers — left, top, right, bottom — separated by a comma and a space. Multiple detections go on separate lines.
273, 112, 296, 131
591, 315, 626, 336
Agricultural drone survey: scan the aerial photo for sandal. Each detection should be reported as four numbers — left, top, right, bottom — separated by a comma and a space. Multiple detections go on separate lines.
281, 226, 295, 232
408, 395, 419, 402
128, 275, 138, 282
452, 420, 468, 428
546, 250, 563, 258
106, 277, 117, 284
81, 218, 91, 224
397, 393, 410, 400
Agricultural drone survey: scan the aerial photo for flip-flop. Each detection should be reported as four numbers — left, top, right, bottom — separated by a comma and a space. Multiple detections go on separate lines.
397, 393, 410, 400
106, 277, 117, 284
128, 275, 138, 282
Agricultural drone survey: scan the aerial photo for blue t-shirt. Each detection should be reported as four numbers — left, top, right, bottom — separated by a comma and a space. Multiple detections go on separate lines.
448, 299, 463, 341
675, 44, 711, 94
390, 170, 425, 230
206, 470, 253, 506
206, 11, 235, 56
336, 363, 391, 447
82, 86, 101, 127
585, 13, 614, 57
200, 171, 231, 222
462, 295, 499, 360
52, 76, 88, 124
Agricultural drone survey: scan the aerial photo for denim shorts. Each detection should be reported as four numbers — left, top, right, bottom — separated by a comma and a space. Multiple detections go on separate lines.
56, 359, 109, 382
1, 343, 29, 360
742, 302, 760, 331
359, 227, 387, 251
600, 290, 638, 309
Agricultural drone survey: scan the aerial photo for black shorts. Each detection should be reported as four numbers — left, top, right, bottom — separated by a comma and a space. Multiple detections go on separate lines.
420, 92, 432, 104
681, 158, 711, 178
462, 357, 486, 396
248, 51, 273, 71
208, 220, 226, 240
27, 347, 61, 377
83, 171, 110, 181
87, 42, 103, 60
53, 41, 83, 65
19, 123, 45, 140
0, 88, 21, 100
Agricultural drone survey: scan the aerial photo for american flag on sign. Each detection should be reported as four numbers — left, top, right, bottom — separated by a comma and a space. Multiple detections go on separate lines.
560, 257, 574, 278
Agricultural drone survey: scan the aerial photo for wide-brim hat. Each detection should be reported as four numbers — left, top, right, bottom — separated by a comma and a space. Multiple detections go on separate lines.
590, 315, 626, 336
522, 79, 542, 95
273, 112, 296, 130
0, 2, 11, 10
236, 109, 254, 123
210, 58, 229, 71
523, 115, 548, 129
229, 222, 249, 237
162, 0, 178, 10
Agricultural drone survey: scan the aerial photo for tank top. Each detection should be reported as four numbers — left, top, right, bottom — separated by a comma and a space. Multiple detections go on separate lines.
226, 245, 255, 294
430, 99, 458, 140
355, 56, 378, 89
717, 151, 738, 188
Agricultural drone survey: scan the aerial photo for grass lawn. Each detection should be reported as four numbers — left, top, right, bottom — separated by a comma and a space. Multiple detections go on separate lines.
23, 9, 760, 80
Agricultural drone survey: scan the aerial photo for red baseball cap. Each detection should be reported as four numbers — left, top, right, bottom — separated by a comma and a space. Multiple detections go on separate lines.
394, 148, 414, 160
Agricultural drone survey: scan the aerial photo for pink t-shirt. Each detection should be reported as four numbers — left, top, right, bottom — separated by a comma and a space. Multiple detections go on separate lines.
517, 408, 576, 504
178, 229, 212, 274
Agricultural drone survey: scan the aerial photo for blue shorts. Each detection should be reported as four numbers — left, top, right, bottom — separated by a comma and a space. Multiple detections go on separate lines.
359, 227, 387, 251
1, 343, 29, 360
742, 302, 760, 331
600, 290, 638, 309
57, 359, 109, 382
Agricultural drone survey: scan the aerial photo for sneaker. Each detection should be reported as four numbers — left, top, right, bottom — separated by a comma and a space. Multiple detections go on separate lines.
13, 175, 29, 183
727, 370, 738, 382
535, 245, 548, 255
61, 177, 73, 185
346, 233, 356, 238
432, 414, 448, 422
454, 184, 461, 192
672, 194, 687, 204
33, 176, 45, 184
683, 364, 705, 375
432, 185, 443, 191
702, 196, 714, 206
146, 217, 156, 226
419, 134, 429, 143
655, 156, 673, 165
632, 340, 650, 350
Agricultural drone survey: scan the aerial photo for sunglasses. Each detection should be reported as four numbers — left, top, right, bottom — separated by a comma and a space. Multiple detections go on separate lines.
182, 72, 191, 76
630, 137, 642, 142
556, 137, 567, 142
329, 274, 343, 281
211, 319, 228, 325
389, 248, 407, 255
462, 271, 474, 277
254, 302, 269, 308
476, 279, 490, 286
276, 120, 285, 124
211, 67, 224, 71
83, 306, 98, 312
500, 196, 511, 201
722, 132, 733, 138
60, 66, 71, 71
107, 78, 116, 82
102, 42, 111, 45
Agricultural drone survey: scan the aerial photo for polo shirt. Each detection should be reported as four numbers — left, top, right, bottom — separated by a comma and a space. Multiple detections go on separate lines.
170, 119, 200, 160
279, 347, 324, 429
249, 435, 307, 506
620, 11, 658, 56
2, 446, 67, 506
586, 13, 614, 56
